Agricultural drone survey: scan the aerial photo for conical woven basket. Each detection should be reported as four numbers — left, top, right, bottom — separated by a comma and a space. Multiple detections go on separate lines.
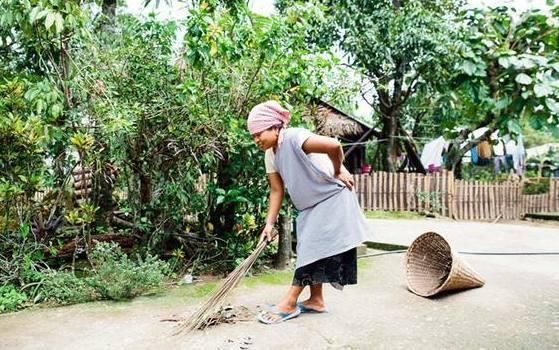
405, 231, 485, 297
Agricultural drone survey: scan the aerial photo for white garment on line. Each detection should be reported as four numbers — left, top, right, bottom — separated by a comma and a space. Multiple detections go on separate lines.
420, 136, 446, 168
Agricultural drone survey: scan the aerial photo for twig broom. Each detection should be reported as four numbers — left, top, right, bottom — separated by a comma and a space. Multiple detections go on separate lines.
172, 228, 278, 336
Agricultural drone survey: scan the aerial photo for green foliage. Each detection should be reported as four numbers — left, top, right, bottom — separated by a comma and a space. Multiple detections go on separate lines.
35, 242, 170, 306
462, 164, 491, 181
416, 191, 443, 213
0, 77, 58, 231
0, 0, 353, 281
38, 271, 96, 305
523, 178, 550, 195
0, 284, 27, 312
3, 0, 555, 315
522, 125, 557, 148
0, 233, 45, 287
87, 242, 169, 300
281, 0, 463, 171
438, 6, 559, 140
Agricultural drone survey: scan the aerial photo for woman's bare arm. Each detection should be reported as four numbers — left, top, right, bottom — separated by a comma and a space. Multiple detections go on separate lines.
260, 172, 284, 242
302, 135, 354, 189
302, 135, 344, 175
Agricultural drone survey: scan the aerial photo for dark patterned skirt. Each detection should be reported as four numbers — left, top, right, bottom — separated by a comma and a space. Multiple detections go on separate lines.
292, 248, 357, 290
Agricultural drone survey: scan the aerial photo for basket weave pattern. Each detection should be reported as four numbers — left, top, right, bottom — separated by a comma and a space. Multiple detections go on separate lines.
405, 232, 485, 297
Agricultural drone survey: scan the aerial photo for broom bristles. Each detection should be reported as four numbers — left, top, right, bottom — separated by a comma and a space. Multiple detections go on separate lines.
172, 229, 277, 336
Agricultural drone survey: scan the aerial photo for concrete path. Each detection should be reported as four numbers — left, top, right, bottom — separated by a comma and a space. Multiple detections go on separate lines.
1, 219, 558, 349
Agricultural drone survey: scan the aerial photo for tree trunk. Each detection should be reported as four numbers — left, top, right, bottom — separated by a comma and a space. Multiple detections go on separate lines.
274, 209, 292, 270
445, 128, 494, 178
139, 174, 151, 204
380, 109, 400, 172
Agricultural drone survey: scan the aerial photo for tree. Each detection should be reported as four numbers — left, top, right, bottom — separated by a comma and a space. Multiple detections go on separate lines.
439, 6, 559, 172
279, 0, 463, 172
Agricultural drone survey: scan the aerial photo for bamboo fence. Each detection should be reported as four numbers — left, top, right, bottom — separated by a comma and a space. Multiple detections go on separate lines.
353, 171, 559, 221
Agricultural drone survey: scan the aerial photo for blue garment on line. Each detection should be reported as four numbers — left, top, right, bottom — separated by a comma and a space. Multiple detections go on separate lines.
471, 146, 479, 165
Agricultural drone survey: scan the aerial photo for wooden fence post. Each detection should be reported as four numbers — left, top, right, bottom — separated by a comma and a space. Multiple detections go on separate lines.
447, 171, 455, 219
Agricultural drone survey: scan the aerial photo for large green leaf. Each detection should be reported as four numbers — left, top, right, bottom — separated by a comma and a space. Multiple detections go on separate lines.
462, 60, 478, 76
515, 73, 533, 85
534, 83, 552, 98
506, 119, 522, 135
546, 98, 559, 114
45, 12, 55, 30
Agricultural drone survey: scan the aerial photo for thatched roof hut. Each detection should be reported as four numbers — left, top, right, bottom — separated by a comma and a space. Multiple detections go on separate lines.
303, 100, 373, 173
304, 99, 425, 174
305, 100, 371, 141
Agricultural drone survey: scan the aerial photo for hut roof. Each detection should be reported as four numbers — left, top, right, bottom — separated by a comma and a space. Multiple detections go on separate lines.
307, 100, 372, 141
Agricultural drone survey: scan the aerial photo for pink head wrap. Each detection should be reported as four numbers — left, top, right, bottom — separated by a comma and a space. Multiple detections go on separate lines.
247, 101, 290, 135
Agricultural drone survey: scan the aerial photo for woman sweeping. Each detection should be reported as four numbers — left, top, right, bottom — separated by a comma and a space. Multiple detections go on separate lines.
247, 100, 369, 324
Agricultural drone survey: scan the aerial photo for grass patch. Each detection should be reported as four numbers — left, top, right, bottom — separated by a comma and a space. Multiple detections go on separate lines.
357, 258, 371, 269
242, 270, 293, 288
180, 282, 218, 298
364, 210, 424, 220
524, 212, 559, 221
176, 269, 293, 298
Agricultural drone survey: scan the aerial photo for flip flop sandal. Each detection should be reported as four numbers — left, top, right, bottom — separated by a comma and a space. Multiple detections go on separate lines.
296, 302, 328, 314
257, 306, 301, 324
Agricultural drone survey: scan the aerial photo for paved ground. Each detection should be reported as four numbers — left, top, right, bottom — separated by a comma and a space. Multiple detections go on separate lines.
1, 218, 558, 349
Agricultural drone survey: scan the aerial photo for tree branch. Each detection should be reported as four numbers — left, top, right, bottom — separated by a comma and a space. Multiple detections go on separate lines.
457, 127, 495, 160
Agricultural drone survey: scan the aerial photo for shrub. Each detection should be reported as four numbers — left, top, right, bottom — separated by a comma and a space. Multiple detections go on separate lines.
30, 242, 170, 306
38, 271, 97, 305
0, 284, 27, 313
86, 242, 169, 300
523, 178, 550, 195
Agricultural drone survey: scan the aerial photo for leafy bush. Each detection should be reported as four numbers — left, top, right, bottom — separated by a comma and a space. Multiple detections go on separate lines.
461, 163, 515, 182
0, 284, 27, 313
86, 242, 169, 301
38, 271, 97, 305
523, 178, 550, 195
33, 242, 170, 306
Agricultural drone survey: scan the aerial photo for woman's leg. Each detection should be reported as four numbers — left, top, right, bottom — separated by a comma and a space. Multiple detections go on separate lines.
259, 285, 304, 323
275, 285, 304, 311
300, 284, 326, 311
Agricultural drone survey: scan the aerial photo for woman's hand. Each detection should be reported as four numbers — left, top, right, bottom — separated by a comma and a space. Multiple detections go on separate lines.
258, 223, 276, 244
335, 170, 354, 190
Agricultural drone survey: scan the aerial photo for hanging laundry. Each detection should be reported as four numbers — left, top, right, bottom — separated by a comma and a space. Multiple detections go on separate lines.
420, 136, 447, 169
478, 140, 492, 159
508, 136, 526, 176
493, 156, 507, 174
471, 145, 479, 165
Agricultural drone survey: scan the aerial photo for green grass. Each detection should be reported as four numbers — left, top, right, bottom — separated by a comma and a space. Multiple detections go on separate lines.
241, 269, 293, 288
176, 253, 378, 299
364, 241, 409, 251
180, 281, 218, 298
357, 257, 371, 269
174, 269, 293, 299
364, 210, 425, 220
524, 212, 559, 221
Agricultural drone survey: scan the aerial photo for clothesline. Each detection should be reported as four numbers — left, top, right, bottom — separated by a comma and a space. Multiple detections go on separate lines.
342, 136, 435, 147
